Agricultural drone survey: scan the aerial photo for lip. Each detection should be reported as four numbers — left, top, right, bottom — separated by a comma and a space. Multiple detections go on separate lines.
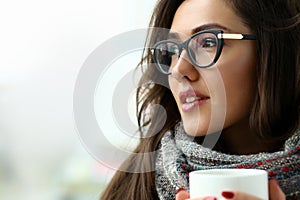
179, 89, 210, 112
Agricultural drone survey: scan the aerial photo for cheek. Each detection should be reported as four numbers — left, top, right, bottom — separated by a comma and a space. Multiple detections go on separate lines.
217, 46, 257, 123
168, 77, 180, 108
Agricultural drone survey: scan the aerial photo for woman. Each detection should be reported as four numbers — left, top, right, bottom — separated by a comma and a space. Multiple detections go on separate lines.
101, 0, 299, 199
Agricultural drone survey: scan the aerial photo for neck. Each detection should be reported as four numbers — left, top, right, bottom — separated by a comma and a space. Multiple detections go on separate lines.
217, 119, 276, 155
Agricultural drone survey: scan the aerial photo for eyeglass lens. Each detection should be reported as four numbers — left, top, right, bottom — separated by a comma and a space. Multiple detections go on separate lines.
154, 32, 218, 74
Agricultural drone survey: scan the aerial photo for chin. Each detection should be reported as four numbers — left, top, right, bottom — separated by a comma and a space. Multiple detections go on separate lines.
182, 119, 223, 137
182, 120, 209, 137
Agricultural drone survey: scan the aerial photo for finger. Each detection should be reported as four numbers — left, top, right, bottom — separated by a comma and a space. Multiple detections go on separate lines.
221, 191, 261, 200
269, 179, 286, 200
176, 189, 190, 200
175, 189, 216, 200
189, 197, 217, 200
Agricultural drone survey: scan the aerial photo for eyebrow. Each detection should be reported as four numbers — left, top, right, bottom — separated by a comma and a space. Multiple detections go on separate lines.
167, 23, 231, 40
191, 23, 230, 34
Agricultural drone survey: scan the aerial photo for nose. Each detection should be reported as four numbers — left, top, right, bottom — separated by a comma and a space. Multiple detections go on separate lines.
170, 50, 200, 82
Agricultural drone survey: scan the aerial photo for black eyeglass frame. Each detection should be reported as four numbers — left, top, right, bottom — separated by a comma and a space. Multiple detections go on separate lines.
152, 29, 256, 75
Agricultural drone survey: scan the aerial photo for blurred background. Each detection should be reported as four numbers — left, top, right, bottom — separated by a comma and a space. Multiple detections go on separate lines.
0, 0, 156, 199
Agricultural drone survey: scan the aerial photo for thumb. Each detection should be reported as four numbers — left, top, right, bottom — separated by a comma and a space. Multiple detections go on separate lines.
176, 189, 190, 200
269, 179, 286, 200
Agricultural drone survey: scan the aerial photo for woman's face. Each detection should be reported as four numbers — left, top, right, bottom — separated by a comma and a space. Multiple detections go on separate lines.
168, 0, 257, 136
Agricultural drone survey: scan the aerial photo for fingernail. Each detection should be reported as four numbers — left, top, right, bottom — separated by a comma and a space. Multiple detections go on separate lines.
221, 191, 235, 199
204, 197, 217, 200
176, 187, 185, 194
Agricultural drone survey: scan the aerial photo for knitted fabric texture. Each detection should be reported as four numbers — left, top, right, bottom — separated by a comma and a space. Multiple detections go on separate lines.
155, 122, 300, 200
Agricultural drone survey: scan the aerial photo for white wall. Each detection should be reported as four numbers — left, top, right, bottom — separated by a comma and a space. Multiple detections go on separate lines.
0, 0, 156, 199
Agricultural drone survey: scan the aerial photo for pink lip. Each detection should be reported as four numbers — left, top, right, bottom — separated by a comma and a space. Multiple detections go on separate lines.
179, 89, 210, 112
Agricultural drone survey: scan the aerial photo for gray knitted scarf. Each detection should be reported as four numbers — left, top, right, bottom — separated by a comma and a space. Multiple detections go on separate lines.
155, 122, 300, 200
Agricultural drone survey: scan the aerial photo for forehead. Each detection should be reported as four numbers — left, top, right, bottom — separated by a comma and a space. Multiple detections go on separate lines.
171, 0, 250, 35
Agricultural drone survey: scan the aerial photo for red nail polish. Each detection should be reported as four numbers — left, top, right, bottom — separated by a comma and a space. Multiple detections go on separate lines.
204, 197, 217, 200
221, 191, 235, 199
176, 188, 185, 194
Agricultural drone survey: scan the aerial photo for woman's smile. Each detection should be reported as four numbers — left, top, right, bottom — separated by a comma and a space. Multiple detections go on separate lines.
179, 89, 210, 112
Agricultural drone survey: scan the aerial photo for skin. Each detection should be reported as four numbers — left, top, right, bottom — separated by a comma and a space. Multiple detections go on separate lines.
168, 0, 271, 154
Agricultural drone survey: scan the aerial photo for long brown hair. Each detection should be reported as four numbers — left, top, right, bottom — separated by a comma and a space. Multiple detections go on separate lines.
100, 0, 299, 199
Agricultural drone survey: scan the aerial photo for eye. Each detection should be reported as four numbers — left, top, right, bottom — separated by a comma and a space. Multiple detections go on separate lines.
191, 33, 218, 49
201, 38, 217, 48
195, 37, 217, 48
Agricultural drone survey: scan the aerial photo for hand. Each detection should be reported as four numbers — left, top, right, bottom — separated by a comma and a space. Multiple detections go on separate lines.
175, 179, 286, 200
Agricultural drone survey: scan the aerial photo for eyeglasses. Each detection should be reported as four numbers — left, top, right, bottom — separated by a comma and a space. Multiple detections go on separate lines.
152, 30, 256, 75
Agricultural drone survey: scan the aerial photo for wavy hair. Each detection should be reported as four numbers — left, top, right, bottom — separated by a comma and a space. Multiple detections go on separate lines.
100, 0, 299, 199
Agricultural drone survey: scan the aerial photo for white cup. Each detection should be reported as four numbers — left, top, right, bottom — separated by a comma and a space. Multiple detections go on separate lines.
189, 169, 268, 200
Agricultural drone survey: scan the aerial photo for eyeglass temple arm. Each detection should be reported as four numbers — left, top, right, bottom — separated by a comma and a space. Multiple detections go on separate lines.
217, 33, 256, 40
